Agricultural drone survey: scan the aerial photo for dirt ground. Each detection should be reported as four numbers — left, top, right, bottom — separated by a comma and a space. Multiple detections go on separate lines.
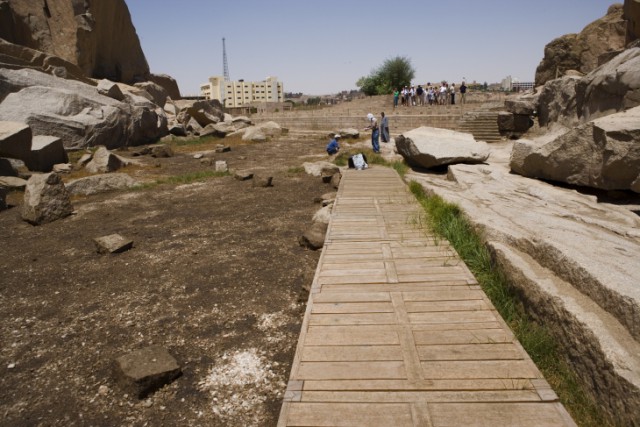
0, 133, 337, 426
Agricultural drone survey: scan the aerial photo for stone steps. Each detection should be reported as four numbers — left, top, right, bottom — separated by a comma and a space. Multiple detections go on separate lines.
459, 111, 502, 142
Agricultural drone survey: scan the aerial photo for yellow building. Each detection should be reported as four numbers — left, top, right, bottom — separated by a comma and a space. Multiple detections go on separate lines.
200, 76, 284, 108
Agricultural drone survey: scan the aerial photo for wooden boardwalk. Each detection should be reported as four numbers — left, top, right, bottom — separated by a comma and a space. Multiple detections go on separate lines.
278, 167, 576, 427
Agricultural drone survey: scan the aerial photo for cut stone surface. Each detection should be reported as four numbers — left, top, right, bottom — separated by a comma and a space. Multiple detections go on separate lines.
26, 135, 68, 172
215, 161, 228, 173
0, 176, 27, 190
0, 121, 31, 161
298, 221, 327, 250
93, 234, 134, 254
395, 126, 490, 169
97, 79, 125, 101
303, 161, 338, 177
234, 170, 252, 181
114, 345, 181, 399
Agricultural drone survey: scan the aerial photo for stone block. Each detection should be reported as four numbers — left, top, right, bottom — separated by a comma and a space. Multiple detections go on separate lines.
93, 234, 134, 254
0, 121, 31, 160
25, 135, 68, 172
114, 345, 181, 399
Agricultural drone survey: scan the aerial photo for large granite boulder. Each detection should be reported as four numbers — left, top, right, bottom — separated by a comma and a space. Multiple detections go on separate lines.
173, 99, 224, 128
0, 68, 168, 149
148, 73, 181, 100
0, 0, 149, 84
575, 47, 640, 122
535, 4, 627, 86
85, 146, 127, 174
21, 172, 73, 225
395, 126, 490, 169
510, 105, 640, 192
537, 76, 582, 128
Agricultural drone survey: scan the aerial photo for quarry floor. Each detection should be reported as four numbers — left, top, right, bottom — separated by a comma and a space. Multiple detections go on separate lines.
0, 134, 333, 426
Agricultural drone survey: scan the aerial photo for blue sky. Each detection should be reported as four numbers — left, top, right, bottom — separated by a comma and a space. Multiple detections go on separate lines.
127, 0, 618, 96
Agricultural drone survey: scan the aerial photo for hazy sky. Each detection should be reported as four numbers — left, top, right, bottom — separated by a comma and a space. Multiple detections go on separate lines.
127, 0, 618, 96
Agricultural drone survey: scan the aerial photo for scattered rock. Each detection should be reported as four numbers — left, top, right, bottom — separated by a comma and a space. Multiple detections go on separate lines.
168, 123, 187, 137
53, 163, 72, 174
66, 173, 138, 196
0, 185, 7, 211
336, 128, 360, 139
298, 222, 328, 250
113, 345, 182, 399
85, 146, 126, 174
193, 153, 204, 159
314, 191, 337, 205
330, 172, 341, 189
0, 158, 18, 176
234, 170, 253, 181
312, 205, 332, 225
93, 234, 134, 254
215, 161, 228, 173
396, 126, 490, 169
303, 161, 337, 177
252, 174, 273, 188
21, 172, 73, 225
321, 165, 340, 183
150, 144, 174, 158
215, 145, 231, 153
0, 176, 27, 190
97, 79, 125, 101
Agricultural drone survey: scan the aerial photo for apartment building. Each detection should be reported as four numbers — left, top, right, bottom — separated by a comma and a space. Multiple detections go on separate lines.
200, 76, 284, 108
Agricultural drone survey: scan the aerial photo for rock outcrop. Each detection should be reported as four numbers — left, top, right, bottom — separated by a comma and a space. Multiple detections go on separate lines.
535, 4, 627, 86
0, 0, 149, 84
395, 127, 490, 169
409, 141, 640, 425
511, 105, 640, 192
0, 68, 168, 149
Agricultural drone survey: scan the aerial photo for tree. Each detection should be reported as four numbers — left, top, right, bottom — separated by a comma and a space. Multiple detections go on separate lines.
357, 56, 415, 96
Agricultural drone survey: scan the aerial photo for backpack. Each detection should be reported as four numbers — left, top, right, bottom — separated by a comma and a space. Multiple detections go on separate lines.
348, 153, 369, 170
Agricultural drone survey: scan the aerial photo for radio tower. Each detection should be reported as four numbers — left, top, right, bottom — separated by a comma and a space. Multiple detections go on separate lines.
222, 37, 230, 81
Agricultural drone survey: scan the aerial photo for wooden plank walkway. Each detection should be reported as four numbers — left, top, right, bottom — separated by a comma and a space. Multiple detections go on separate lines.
278, 166, 576, 427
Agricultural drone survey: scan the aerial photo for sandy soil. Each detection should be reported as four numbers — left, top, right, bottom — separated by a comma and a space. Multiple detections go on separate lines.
0, 133, 334, 426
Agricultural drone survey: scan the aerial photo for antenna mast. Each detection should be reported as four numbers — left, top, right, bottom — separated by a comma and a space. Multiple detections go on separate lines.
222, 37, 230, 81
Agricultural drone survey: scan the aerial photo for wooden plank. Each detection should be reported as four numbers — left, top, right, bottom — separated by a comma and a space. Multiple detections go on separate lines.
401, 288, 484, 302
408, 311, 498, 324
302, 379, 535, 391
320, 268, 387, 277
421, 360, 540, 380
286, 402, 414, 427
301, 345, 403, 362
309, 312, 398, 326
405, 300, 488, 312
321, 281, 473, 293
312, 302, 394, 314
417, 343, 524, 361
304, 325, 400, 346
322, 262, 385, 270
428, 402, 576, 427
297, 361, 406, 380
312, 292, 391, 303
300, 390, 542, 403
413, 329, 512, 345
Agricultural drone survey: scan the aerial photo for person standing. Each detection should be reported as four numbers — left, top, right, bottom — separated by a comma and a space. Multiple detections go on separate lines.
393, 89, 400, 109
450, 83, 456, 105
364, 113, 380, 153
380, 112, 389, 143
460, 81, 467, 104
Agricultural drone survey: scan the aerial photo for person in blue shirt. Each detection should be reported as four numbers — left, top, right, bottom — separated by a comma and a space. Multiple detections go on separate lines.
326, 134, 341, 155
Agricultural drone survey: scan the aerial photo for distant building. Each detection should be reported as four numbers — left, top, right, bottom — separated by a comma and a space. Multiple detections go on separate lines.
200, 76, 284, 108
501, 75, 534, 92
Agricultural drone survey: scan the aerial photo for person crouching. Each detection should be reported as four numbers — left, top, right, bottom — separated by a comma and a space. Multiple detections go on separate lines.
326, 134, 341, 155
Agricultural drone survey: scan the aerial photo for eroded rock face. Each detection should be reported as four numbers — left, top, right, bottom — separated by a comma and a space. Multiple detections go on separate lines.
511, 105, 640, 192
535, 4, 627, 86
0, 0, 149, 84
396, 127, 490, 169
